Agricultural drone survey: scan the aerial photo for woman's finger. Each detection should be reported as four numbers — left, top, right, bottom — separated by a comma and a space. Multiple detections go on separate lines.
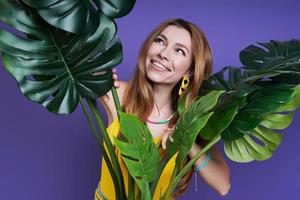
162, 133, 170, 150
100, 94, 109, 102
162, 132, 173, 150
113, 74, 118, 80
114, 80, 120, 88
169, 135, 174, 143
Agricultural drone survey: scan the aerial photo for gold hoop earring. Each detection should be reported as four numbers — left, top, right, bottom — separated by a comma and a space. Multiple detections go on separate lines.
178, 75, 190, 96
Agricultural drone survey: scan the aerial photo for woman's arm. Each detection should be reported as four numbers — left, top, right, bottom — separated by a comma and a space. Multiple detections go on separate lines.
161, 129, 231, 195
97, 69, 127, 125
188, 143, 231, 196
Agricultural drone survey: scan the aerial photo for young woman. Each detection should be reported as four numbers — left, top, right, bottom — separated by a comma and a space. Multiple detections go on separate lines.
95, 18, 231, 200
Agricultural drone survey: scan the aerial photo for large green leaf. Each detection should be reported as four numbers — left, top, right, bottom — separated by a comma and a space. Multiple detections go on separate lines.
220, 83, 295, 141
199, 68, 252, 141
21, 0, 100, 34
200, 65, 296, 141
275, 84, 300, 112
165, 90, 225, 165
224, 125, 283, 163
114, 111, 160, 200
20, 0, 136, 34
0, 0, 122, 114
240, 39, 300, 83
199, 45, 300, 162
200, 66, 258, 97
224, 84, 300, 162
198, 98, 241, 140
241, 82, 295, 115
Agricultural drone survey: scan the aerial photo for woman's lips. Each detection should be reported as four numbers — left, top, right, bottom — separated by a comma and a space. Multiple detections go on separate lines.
150, 60, 171, 72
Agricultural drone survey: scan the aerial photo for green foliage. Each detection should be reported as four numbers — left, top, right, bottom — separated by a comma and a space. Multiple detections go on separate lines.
93, 0, 136, 18
0, 1, 136, 198
20, 0, 99, 34
198, 97, 242, 140
114, 111, 160, 200
0, 0, 122, 114
163, 39, 300, 199
199, 39, 300, 163
166, 90, 224, 166
1, 1, 300, 198
240, 39, 300, 83
20, 0, 136, 34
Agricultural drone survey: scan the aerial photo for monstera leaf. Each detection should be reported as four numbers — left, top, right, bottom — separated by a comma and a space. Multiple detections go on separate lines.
0, 0, 122, 114
198, 39, 300, 163
20, 0, 99, 34
199, 70, 299, 162
114, 111, 160, 200
19, 0, 136, 34
224, 84, 300, 162
240, 39, 300, 83
162, 40, 300, 200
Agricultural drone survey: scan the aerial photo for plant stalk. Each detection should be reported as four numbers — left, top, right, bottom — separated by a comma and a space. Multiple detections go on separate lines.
111, 87, 122, 117
79, 96, 122, 200
87, 99, 127, 199
111, 86, 136, 199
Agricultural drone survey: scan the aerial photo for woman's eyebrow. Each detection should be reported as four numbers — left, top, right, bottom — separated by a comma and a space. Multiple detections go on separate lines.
159, 33, 190, 54
158, 34, 168, 42
176, 43, 190, 54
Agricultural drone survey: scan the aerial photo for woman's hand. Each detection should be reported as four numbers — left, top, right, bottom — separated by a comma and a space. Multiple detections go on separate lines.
96, 68, 126, 124
96, 68, 120, 102
93, 68, 120, 87
112, 68, 120, 88
161, 127, 175, 150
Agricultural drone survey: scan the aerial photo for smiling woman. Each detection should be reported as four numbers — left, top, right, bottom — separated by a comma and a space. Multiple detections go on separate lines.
0, 1, 300, 200
95, 18, 231, 200
145, 25, 193, 86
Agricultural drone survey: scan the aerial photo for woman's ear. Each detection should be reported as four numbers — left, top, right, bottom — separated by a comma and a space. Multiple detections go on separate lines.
184, 66, 193, 76
185, 71, 192, 78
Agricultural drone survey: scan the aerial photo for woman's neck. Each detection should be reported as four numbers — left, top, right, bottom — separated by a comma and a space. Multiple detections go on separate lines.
151, 83, 174, 117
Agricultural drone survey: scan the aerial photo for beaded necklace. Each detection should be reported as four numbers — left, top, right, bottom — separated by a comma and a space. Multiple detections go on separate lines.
146, 113, 175, 124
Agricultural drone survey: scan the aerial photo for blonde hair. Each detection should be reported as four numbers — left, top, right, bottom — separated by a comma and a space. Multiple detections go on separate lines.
122, 18, 213, 197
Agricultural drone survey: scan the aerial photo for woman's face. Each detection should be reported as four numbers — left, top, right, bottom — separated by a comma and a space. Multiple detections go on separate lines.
145, 25, 193, 86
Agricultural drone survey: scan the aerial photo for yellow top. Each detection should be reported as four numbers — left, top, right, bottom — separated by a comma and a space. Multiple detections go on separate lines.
94, 119, 177, 200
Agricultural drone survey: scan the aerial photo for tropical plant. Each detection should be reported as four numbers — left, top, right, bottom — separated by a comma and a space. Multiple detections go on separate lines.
1, 1, 300, 200
114, 40, 300, 200
0, 0, 135, 199
160, 39, 300, 199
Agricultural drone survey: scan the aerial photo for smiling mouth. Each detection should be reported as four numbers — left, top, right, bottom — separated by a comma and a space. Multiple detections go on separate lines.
150, 59, 171, 72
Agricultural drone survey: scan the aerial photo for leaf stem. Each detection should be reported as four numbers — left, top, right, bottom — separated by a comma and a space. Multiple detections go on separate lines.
111, 87, 122, 114
111, 86, 136, 199
79, 96, 122, 200
87, 99, 127, 199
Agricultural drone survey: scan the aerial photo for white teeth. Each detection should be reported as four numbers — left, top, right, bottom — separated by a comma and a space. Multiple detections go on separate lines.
152, 61, 169, 71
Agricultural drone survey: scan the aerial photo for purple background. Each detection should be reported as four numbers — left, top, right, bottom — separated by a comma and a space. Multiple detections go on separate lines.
0, 0, 299, 199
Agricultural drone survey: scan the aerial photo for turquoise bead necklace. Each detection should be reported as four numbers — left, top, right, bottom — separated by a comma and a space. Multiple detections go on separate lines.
146, 113, 175, 124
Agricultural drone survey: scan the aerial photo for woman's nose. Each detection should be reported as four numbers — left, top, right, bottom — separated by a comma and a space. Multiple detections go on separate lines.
158, 47, 170, 60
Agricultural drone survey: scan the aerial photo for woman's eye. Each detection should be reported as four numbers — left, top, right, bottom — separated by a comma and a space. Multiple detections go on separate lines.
176, 48, 186, 56
155, 38, 164, 45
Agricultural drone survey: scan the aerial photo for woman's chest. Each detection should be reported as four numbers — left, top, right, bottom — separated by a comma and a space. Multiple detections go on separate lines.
146, 123, 169, 139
